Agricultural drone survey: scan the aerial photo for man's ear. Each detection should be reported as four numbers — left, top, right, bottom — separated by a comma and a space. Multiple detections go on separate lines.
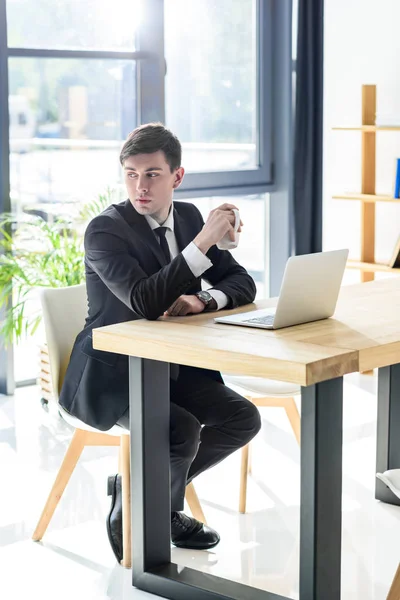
172, 167, 185, 190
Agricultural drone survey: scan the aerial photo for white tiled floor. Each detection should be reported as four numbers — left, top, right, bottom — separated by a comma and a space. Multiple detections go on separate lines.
1, 374, 399, 600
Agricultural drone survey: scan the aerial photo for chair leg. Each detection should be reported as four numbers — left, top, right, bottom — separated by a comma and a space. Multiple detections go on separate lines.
247, 443, 252, 475
387, 563, 400, 600
185, 482, 207, 524
118, 441, 123, 473
244, 394, 255, 477
32, 429, 86, 541
239, 443, 250, 514
120, 435, 131, 569
284, 397, 301, 445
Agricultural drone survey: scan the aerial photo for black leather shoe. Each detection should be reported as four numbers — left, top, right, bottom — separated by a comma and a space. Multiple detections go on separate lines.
106, 479, 220, 557
107, 474, 122, 562
171, 511, 220, 550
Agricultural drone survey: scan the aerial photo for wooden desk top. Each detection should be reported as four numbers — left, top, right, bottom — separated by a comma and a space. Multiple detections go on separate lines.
93, 277, 400, 386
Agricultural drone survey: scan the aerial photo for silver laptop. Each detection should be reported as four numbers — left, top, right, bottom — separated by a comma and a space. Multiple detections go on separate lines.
214, 249, 349, 330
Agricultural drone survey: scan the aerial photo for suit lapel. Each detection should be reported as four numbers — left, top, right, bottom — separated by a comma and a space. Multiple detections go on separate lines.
173, 207, 195, 253
116, 200, 167, 267
113, 200, 195, 266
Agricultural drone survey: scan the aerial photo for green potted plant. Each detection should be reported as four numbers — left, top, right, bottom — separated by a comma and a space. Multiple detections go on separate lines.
0, 214, 85, 345
0, 187, 120, 400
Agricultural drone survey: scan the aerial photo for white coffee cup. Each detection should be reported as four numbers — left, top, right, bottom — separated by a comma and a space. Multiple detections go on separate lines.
217, 208, 240, 250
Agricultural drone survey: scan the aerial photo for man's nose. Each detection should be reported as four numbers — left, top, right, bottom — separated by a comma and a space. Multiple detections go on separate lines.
137, 177, 149, 193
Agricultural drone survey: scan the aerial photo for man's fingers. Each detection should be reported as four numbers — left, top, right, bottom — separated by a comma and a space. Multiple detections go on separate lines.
166, 295, 184, 315
208, 204, 238, 220
216, 203, 239, 212
166, 302, 178, 314
168, 300, 189, 316
165, 302, 179, 316
171, 302, 183, 316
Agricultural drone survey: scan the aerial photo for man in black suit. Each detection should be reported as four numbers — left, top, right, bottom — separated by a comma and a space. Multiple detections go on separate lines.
59, 123, 261, 560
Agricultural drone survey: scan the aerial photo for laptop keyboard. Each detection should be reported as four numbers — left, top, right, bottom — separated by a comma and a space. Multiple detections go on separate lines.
243, 314, 275, 326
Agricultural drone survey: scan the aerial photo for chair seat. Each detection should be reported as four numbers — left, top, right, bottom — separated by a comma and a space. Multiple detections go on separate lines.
376, 470, 400, 500
223, 375, 300, 397
57, 404, 129, 436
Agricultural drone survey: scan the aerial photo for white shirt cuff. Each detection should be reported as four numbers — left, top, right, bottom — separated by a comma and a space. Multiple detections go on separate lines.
181, 242, 213, 278
207, 289, 229, 310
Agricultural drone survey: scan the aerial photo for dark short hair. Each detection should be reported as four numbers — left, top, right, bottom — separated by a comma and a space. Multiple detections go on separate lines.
119, 123, 181, 172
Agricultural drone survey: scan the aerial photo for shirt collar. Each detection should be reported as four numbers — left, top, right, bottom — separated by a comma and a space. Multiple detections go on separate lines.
145, 204, 174, 232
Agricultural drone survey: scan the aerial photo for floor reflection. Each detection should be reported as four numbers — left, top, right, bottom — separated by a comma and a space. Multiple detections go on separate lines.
0, 375, 399, 600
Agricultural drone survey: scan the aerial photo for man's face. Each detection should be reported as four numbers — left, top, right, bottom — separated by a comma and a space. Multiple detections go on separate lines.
123, 150, 184, 224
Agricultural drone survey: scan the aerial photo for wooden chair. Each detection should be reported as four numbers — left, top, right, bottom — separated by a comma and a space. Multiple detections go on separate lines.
387, 564, 400, 600
223, 375, 301, 513
32, 284, 205, 568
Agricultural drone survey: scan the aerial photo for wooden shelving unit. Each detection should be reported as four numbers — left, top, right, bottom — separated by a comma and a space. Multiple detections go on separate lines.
333, 193, 400, 204
333, 84, 400, 282
333, 126, 400, 132
346, 260, 400, 274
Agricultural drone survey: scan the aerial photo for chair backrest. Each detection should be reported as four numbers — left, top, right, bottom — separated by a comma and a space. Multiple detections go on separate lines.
39, 284, 87, 401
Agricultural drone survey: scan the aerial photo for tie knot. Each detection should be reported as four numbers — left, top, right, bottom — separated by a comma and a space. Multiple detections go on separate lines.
154, 226, 171, 263
155, 226, 168, 239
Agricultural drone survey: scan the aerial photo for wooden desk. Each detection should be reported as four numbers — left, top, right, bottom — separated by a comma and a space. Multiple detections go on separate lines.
93, 277, 400, 600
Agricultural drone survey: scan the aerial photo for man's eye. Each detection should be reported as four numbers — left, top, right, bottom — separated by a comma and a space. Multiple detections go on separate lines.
127, 173, 137, 178
148, 173, 158, 178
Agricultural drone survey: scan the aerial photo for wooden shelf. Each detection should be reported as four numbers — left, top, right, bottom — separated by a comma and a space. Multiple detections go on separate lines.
333, 193, 400, 203
347, 260, 400, 273
333, 86, 400, 283
333, 126, 400, 132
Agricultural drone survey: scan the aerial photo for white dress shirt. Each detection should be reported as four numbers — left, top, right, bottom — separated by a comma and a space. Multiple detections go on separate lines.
144, 207, 229, 310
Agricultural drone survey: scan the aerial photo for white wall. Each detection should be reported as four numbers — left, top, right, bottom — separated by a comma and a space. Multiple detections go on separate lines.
323, 0, 400, 282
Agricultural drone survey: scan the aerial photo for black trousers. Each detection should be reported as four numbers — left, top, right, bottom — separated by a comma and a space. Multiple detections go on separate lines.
117, 367, 262, 512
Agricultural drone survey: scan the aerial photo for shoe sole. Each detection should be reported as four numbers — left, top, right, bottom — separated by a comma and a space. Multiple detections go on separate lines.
106, 475, 122, 562
171, 538, 220, 551
107, 479, 219, 555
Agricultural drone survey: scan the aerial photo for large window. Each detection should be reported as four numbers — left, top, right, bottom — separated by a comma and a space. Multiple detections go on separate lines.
2, 0, 142, 384
9, 58, 135, 215
165, 0, 257, 174
1, 0, 292, 393
165, 0, 272, 192
181, 194, 268, 297
6, 0, 139, 50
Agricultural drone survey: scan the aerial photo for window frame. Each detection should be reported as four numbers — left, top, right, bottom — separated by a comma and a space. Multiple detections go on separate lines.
164, 0, 274, 196
0, 0, 14, 394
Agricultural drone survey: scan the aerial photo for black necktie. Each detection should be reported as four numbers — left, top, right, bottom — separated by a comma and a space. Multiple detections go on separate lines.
154, 227, 171, 263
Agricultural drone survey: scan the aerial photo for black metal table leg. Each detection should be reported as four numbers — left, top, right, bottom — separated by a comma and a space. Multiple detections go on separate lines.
300, 377, 344, 600
128, 357, 344, 600
376, 363, 400, 506
129, 357, 171, 579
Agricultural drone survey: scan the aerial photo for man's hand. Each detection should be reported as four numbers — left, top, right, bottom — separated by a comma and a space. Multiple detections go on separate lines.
193, 203, 243, 255
164, 295, 205, 317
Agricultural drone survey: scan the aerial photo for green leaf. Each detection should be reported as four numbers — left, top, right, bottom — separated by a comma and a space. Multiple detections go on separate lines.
0, 188, 115, 343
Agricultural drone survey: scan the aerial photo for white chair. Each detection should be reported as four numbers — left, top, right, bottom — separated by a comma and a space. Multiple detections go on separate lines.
376, 470, 400, 500
32, 284, 206, 568
223, 375, 301, 513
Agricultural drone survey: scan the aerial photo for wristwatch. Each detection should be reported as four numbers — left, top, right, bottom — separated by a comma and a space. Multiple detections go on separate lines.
195, 290, 215, 311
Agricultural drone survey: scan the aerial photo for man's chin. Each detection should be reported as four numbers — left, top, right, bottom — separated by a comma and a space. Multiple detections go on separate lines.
133, 202, 152, 214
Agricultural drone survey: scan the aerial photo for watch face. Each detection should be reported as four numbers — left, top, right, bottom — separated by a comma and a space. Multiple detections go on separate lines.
197, 291, 212, 304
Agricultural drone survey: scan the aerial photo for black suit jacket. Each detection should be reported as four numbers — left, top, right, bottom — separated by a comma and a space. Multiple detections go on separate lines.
59, 199, 256, 430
